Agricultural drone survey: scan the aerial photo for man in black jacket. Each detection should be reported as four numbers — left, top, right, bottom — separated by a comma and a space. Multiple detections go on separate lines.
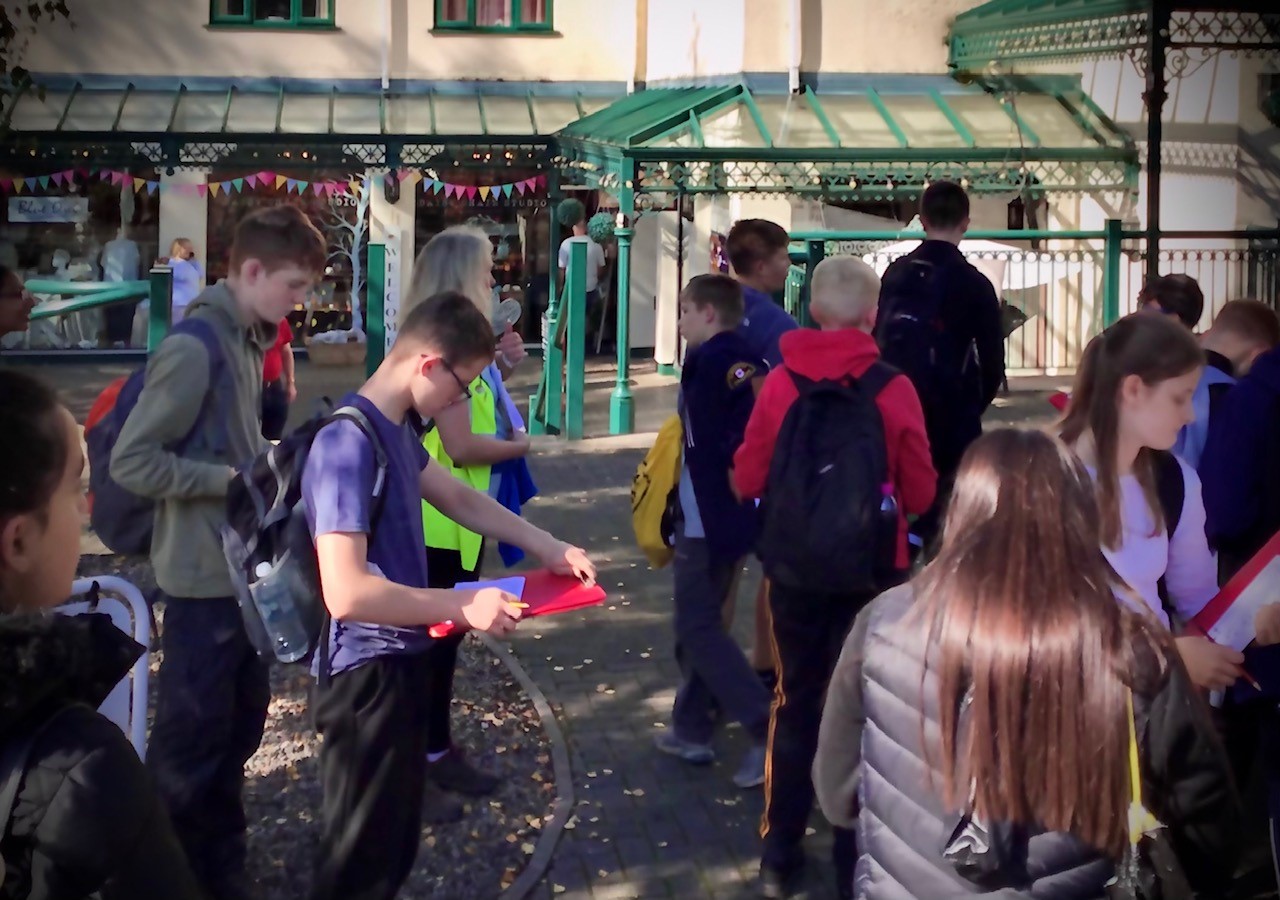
874, 182, 1004, 550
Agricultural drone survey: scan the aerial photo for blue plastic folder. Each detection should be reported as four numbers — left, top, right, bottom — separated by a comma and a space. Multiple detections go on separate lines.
427, 577, 525, 638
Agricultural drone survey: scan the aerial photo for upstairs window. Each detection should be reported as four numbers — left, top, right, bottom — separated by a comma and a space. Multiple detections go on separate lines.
210, 0, 335, 28
435, 0, 553, 33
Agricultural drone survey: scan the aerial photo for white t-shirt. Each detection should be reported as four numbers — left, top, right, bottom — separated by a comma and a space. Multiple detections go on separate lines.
1093, 457, 1218, 628
558, 236, 605, 292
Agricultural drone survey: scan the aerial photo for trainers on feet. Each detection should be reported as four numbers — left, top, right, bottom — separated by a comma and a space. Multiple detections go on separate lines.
426, 747, 501, 797
421, 778, 465, 824
653, 730, 715, 764
733, 744, 768, 788
759, 862, 804, 899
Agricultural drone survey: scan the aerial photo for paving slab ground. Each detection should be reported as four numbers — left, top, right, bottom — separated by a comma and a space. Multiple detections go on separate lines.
16, 351, 1059, 899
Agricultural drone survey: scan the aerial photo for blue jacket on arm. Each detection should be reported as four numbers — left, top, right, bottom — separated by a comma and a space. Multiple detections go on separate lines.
680, 330, 766, 561
737, 285, 797, 370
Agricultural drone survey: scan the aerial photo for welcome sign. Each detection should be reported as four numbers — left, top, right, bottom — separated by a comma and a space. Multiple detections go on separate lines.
8, 196, 90, 223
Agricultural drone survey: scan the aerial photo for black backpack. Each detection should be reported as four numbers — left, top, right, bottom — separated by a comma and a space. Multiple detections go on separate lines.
877, 258, 978, 417
759, 364, 896, 594
220, 406, 387, 679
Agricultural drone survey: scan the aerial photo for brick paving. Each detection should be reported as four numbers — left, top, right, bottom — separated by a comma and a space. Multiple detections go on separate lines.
18, 350, 1061, 900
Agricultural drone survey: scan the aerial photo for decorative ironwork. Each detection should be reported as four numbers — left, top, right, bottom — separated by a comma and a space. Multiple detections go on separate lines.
950, 2, 1280, 72
180, 141, 237, 165
342, 143, 387, 166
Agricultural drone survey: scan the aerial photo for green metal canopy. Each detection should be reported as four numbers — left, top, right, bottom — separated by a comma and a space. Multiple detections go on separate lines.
949, 0, 1280, 71
0, 79, 619, 169
555, 79, 1137, 201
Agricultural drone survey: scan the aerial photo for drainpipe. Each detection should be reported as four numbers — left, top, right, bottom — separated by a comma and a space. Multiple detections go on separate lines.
789, 0, 801, 93
381, 0, 392, 90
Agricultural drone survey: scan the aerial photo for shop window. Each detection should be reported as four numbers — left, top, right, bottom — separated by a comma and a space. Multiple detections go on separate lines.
434, 0, 553, 33
210, 0, 335, 28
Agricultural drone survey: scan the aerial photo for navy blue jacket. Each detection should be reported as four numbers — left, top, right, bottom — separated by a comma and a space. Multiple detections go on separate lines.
737, 285, 797, 370
680, 330, 765, 560
1201, 345, 1280, 578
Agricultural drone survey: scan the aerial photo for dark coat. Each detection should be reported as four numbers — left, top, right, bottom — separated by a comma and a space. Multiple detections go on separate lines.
0, 611, 201, 900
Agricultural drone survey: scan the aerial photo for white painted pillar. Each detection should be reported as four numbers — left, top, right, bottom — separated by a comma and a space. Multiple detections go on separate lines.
158, 168, 209, 263
369, 172, 418, 345
630, 213, 660, 351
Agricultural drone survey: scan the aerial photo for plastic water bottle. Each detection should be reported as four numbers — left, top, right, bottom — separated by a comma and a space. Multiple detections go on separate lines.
877, 483, 899, 581
252, 560, 311, 663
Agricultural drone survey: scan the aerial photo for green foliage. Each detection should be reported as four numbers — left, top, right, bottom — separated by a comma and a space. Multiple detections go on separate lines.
586, 211, 615, 243
556, 197, 585, 227
1, 1, 72, 88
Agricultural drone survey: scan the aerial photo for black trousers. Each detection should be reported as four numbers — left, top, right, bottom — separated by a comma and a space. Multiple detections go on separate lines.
311, 651, 435, 900
761, 583, 873, 875
424, 544, 482, 754
148, 596, 270, 899
261, 377, 290, 441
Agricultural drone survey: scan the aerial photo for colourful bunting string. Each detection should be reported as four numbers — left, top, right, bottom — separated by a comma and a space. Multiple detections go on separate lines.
0, 167, 547, 201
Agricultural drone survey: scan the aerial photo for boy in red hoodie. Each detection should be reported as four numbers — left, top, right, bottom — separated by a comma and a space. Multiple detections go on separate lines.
733, 256, 936, 899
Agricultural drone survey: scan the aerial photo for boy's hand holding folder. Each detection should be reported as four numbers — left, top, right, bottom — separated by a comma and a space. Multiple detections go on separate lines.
431, 569, 607, 639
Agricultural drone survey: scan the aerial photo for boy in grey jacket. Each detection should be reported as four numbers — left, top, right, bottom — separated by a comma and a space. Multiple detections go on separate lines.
110, 205, 326, 900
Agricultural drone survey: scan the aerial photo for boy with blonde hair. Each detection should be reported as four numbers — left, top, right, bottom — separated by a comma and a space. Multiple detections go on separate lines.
734, 256, 936, 899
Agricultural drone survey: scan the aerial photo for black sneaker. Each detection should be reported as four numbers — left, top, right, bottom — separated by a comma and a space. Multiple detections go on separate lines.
421, 778, 466, 824
426, 747, 501, 797
759, 862, 805, 899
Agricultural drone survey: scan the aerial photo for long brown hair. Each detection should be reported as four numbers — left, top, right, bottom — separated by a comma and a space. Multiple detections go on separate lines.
1058, 313, 1202, 548
913, 428, 1170, 859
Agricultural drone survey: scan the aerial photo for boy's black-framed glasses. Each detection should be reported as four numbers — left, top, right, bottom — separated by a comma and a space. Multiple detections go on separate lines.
441, 360, 472, 400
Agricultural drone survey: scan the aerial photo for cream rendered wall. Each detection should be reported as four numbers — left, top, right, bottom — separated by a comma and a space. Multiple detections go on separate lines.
23, 0, 636, 83
812, 0, 986, 74
645, 0, 746, 82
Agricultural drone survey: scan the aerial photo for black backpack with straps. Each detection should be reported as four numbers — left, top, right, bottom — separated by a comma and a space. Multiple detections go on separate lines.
759, 363, 897, 595
221, 405, 389, 681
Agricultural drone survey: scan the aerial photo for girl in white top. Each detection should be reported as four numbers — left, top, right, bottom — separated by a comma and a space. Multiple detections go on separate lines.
1060, 312, 1247, 691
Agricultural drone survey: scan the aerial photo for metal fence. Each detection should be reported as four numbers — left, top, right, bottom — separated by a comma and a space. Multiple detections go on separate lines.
788, 225, 1280, 376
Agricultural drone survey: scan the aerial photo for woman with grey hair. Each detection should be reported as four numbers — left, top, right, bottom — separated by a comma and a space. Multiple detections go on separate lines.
406, 225, 537, 823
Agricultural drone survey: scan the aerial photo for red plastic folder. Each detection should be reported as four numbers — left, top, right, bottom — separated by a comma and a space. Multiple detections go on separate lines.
428, 569, 605, 638
1190, 530, 1280, 651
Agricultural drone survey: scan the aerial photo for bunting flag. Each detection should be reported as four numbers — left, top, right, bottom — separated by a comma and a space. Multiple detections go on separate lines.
0, 167, 547, 201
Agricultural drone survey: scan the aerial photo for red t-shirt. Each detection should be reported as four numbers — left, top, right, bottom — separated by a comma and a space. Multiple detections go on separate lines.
263, 319, 293, 384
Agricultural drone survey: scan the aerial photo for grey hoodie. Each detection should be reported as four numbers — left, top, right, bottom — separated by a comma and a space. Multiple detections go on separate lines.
110, 282, 273, 599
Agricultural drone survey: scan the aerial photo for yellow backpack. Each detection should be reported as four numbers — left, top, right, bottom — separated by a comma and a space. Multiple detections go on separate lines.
631, 414, 683, 569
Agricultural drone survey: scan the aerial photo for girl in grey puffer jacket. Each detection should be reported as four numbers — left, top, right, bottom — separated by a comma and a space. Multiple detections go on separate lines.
815, 428, 1239, 899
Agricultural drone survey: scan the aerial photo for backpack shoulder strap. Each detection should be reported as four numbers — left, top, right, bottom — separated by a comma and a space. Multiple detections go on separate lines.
168, 317, 230, 453
787, 369, 816, 394
857, 361, 898, 401
0, 706, 80, 827
313, 407, 389, 688
329, 406, 390, 526
1152, 450, 1185, 539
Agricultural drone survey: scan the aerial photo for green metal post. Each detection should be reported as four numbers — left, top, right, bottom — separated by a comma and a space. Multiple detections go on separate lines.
366, 243, 386, 377
1144, 1, 1171, 286
801, 240, 826, 327
530, 176, 563, 436
565, 241, 587, 440
1103, 218, 1123, 326
147, 265, 173, 353
610, 168, 637, 435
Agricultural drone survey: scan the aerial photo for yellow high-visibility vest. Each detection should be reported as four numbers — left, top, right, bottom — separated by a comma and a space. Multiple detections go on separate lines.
422, 372, 498, 572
